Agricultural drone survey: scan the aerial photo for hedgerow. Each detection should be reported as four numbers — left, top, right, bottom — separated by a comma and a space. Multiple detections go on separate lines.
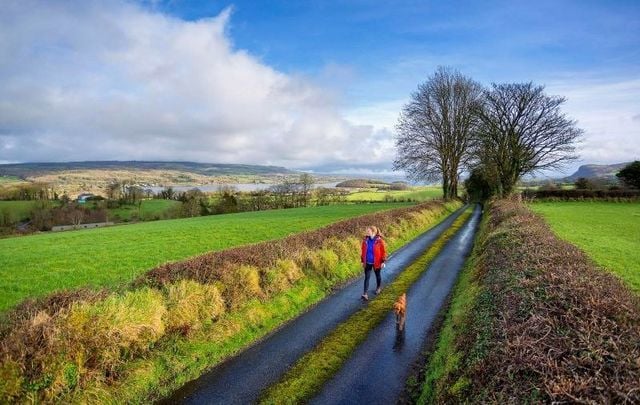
420, 199, 640, 403
0, 200, 462, 403
524, 188, 640, 201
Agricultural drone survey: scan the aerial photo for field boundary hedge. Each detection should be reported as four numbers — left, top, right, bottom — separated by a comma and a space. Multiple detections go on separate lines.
418, 199, 640, 403
0, 199, 461, 403
524, 188, 640, 201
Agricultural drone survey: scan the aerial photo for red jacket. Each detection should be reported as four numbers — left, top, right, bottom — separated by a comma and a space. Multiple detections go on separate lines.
361, 236, 387, 270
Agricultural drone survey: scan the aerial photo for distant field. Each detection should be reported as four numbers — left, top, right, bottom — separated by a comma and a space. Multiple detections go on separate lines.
105, 199, 181, 221
0, 200, 38, 222
530, 202, 640, 292
0, 199, 180, 224
0, 175, 22, 184
518, 184, 575, 191
346, 186, 442, 202
0, 203, 411, 312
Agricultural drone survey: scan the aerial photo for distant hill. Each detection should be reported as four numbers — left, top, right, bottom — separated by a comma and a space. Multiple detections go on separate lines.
335, 179, 389, 188
0, 161, 298, 179
564, 162, 631, 181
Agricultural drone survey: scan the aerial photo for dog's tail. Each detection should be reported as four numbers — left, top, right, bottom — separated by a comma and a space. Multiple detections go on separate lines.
393, 293, 406, 314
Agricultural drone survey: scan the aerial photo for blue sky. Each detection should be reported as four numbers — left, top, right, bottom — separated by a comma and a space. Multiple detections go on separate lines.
147, 0, 639, 99
1, 0, 638, 177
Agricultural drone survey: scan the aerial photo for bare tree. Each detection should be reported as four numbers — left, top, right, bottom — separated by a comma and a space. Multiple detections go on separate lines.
394, 67, 483, 199
298, 173, 315, 206
475, 82, 583, 196
69, 207, 84, 228
106, 181, 121, 200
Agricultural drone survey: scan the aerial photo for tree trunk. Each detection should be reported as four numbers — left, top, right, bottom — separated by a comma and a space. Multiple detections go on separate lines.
449, 177, 458, 199
442, 176, 450, 200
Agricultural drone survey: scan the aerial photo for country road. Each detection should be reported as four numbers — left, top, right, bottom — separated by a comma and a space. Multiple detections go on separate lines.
311, 205, 481, 404
161, 205, 479, 404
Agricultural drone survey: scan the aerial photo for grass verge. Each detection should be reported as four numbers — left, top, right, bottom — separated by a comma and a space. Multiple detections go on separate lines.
417, 211, 489, 404
260, 208, 473, 404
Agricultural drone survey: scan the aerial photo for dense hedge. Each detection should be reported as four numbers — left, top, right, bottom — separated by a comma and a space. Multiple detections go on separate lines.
524, 188, 640, 200
421, 200, 640, 403
135, 200, 449, 288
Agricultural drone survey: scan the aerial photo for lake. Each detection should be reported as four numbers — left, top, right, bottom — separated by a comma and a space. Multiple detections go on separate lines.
147, 182, 341, 193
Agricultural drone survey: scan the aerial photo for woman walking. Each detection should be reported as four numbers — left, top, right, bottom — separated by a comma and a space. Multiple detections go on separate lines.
361, 225, 387, 300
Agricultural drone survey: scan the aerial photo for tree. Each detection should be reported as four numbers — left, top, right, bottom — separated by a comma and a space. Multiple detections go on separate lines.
180, 189, 206, 217
394, 67, 483, 199
30, 200, 53, 230
106, 181, 121, 200
574, 177, 594, 190
214, 185, 239, 214
298, 173, 315, 207
69, 206, 85, 228
463, 168, 493, 202
616, 161, 640, 189
475, 82, 582, 197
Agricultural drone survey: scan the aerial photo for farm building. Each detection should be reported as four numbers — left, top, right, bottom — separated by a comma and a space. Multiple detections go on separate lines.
76, 193, 96, 203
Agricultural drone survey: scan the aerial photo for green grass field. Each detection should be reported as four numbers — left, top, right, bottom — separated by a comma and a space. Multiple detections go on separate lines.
346, 186, 442, 202
0, 200, 39, 222
0, 175, 22, 184
0, 203, 411, 312
530, 202, 640, 292
0, 199, 180, 224
105, 199, 182, 221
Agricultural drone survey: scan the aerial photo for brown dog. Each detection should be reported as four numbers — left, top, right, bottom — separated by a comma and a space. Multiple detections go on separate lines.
393, 293, 406, 331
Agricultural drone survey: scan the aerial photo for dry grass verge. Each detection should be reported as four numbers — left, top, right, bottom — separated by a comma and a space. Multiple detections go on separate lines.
422, 199, 640, 403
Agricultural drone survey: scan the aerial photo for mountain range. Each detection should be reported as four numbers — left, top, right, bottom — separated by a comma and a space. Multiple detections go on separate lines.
564, 162, 632, 181
0, 161, 298, 179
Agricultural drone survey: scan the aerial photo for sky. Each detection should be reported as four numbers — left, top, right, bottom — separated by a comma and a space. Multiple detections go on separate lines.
0, 0, 638, 177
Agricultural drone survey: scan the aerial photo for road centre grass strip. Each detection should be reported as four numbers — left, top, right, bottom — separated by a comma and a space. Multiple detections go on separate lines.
260, 208, 473, 404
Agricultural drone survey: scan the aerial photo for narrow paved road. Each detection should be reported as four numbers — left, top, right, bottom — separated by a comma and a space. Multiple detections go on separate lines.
311, 205, 481, 404
161, 206, 468, 404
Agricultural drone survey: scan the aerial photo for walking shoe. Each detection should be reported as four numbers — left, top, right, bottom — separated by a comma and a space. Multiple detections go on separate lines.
375, 287, 382, 295
361, 293, 368, 301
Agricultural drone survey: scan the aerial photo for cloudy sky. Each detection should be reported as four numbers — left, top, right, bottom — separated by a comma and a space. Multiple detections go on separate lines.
1, 0, 638, 176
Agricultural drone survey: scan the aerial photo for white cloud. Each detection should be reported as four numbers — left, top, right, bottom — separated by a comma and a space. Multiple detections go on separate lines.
546, 77, 640, 166
0, 0, 393, 172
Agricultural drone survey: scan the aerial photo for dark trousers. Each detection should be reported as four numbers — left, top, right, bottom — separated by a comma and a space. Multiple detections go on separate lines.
363, 263, 381, 293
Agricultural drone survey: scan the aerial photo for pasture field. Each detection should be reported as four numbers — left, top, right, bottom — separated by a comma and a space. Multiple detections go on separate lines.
0, 202, 411, 312
105, 199, 182, 221
0, 175, 22, 183
346, 186, 442, 202
530, 201, 640, 292
0, 199, 180, 224
0, 200, 38, 222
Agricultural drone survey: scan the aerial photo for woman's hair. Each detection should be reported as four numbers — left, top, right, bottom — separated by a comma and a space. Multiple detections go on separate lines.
367, 226, 382, 237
